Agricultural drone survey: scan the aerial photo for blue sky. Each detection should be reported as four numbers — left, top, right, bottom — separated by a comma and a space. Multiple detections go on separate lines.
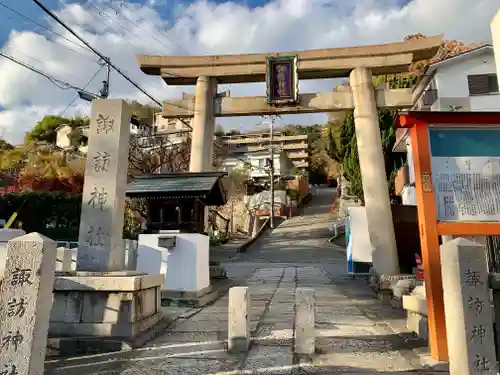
0, 0, 415, 51
0, 0, 269, 46
0, 0, 498, 144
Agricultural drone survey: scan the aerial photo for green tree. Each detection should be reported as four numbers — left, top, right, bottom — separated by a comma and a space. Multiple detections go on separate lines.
26, 115, 90, 145
336, 109, 405, 203
26, 115, 67, 144
0, 139, 13, 151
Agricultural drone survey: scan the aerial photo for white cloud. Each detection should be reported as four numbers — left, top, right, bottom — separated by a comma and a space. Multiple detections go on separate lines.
0, 0, 498, 144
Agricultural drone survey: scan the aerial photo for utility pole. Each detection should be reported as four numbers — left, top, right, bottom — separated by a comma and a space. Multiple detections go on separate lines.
260, 115, 281, 229
99, 57, 111, 99
269, 117, 275, 229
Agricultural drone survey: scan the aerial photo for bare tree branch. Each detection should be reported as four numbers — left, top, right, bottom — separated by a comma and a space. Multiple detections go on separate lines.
128, 132, 191, 177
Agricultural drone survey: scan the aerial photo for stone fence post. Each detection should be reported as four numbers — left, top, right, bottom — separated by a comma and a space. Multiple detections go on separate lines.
440, 238, 497, 375
294, 288, 315, 355
122, 239, 138, 271
228, 286, 250, 352
0, 233, 57, 374
56, 247, 73, 272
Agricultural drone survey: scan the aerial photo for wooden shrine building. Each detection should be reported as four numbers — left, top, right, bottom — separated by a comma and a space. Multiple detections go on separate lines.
126, 172, 228, 233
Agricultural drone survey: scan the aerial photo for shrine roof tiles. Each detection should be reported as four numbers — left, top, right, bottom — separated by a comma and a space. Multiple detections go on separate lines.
125, 172, 228, 205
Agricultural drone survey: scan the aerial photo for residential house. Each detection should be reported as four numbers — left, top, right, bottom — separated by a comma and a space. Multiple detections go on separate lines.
55, 124, 88, 154
247, 150, 294, 180
151, 115, 192, 145
219, 148, 293, 179
393, 44, 500, 205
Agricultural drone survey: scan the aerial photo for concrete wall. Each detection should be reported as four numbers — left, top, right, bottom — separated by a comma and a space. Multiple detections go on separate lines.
136, 233, 209, 292
215, 196, 251, 234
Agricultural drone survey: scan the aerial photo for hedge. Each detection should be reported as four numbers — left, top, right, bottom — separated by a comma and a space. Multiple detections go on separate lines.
0, 191, 142, 241
0, 192, 81, 240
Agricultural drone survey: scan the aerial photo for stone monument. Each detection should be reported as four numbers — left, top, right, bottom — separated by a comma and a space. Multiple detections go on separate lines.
440, 238, 497, 375
0, 233, 57, 374
77, 99, 130, 271
48, 99, 165, 356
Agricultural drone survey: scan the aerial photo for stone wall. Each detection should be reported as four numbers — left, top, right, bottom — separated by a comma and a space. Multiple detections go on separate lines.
213, 195, 251, 235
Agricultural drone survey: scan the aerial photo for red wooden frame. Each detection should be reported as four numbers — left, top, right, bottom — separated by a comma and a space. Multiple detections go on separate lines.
397, 111, 500, 361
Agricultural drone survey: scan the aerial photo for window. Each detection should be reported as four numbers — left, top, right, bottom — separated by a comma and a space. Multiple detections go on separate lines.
422, 88, 438, 106
467, 74, 499, 95
168, 119, 177, 130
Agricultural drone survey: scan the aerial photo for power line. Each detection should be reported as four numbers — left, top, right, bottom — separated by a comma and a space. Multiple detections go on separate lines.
0, 50, 100, 98
81, 3, 138, 50
84, 2, 189, 84
87, 1, 158, 52
0, 1, 98, 61
32, 0, 162, 107
118, 1, 190, 55
59, 65, 105, 116
28, 0, 197, 122
99, 0, 172, 53
0, 45, 82, 84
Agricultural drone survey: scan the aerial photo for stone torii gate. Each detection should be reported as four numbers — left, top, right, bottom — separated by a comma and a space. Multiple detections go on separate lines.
136, 36, 442, 277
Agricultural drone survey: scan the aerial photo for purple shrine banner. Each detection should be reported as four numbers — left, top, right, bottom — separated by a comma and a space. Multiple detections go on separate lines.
266, 56, 298, 105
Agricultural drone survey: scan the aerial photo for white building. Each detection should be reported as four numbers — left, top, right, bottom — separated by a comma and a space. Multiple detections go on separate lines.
219, 149, 294, 180
54, 124, 88, 154
218, 132, 309, 172
414, 44, 499, 112
247, 150, 294, 179
152, 115, 192, 145
394, 44, 500, 205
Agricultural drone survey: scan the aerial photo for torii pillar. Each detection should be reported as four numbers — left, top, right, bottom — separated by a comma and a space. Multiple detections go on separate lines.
189, 76, 217, 233
189, 76, 217, 172
350, 68, 400, 276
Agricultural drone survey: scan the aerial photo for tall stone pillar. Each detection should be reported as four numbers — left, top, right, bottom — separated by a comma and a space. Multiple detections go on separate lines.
77, 99, 131, 271
492, 10, 500, 86
349, 67, 399, 276
189, 76, 217, 172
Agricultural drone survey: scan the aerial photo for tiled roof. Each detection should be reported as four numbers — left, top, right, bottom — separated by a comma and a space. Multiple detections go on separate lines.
126, 172, 227, 205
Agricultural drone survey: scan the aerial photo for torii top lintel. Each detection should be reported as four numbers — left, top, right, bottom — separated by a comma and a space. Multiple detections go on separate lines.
136, 35, 443, 85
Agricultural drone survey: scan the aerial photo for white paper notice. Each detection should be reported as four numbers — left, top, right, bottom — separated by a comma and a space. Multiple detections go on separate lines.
431, 157, 500, 222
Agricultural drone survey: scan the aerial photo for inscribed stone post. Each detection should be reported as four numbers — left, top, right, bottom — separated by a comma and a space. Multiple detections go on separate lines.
77, 99, 131, 271
294, 288, 315, 355
228, 286, 250, 352
0, 233, 57, 375
440, 238, 497, 375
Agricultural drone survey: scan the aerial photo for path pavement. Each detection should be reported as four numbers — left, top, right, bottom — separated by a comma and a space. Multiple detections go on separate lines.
45, 187, 440, 374
209, 233, 250, 263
